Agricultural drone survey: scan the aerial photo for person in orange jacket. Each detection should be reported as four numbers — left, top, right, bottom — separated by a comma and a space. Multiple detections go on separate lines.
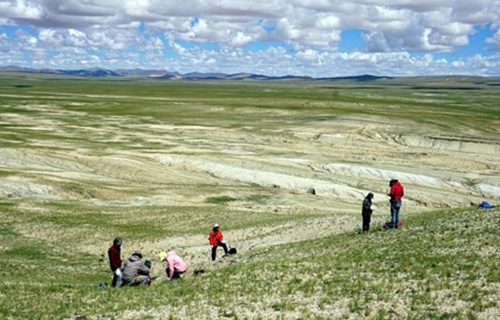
208, 223, 229, 261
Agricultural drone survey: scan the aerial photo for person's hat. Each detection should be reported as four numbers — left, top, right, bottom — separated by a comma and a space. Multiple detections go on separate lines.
113, 237, 122, 246
157, 251, 167, 262
213, 223, 219, 228
132, 250, 143, 258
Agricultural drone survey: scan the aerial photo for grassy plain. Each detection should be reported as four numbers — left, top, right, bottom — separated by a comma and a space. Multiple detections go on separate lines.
1, 73, 500, 319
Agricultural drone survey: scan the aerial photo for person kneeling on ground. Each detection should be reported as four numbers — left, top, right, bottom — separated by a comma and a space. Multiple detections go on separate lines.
159, 250, 187, 280
208, 223, 229, 261
122, 250, 151, 286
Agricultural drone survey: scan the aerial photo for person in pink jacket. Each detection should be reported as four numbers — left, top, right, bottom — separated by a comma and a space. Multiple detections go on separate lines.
159, 250, 187, 280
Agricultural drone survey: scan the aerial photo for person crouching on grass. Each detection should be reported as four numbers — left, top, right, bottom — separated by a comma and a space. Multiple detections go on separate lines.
121, 250, 151, 286
158, 250, 187, 280
208, 223, 229, 261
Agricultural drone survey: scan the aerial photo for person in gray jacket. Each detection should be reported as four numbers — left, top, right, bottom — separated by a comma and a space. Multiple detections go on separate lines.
122, 250, 151, 286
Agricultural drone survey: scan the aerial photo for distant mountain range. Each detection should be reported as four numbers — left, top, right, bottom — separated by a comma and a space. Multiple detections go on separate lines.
0, 66, 392, 82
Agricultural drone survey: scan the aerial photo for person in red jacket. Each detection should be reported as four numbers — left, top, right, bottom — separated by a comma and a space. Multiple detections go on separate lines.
208, 223, 229, 261
107, 237, 123, 287
388, 179, 404, 228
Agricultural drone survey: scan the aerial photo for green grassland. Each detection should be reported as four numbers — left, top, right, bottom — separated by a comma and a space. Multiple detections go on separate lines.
1, 73, 500, 319
1, 201, 499, 319
2, 74, 500, 133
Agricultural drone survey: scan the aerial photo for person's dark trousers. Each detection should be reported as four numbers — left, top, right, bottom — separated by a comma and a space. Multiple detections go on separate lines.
362, 214, 371, 232
111, 274, 118, 287
166, 267, 185, 280
211, 242, 229, 261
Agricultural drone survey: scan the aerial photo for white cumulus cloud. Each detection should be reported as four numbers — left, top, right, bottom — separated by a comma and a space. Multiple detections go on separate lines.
0, 0, 499, 76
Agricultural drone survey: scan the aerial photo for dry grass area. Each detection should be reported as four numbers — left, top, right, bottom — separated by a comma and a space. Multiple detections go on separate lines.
0, 74, 499, 319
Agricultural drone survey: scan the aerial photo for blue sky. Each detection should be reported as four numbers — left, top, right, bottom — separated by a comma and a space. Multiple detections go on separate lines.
1, 0, 500, 77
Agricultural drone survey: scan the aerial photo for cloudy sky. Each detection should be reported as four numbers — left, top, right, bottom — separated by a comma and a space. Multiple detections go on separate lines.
1, 0, 500, 77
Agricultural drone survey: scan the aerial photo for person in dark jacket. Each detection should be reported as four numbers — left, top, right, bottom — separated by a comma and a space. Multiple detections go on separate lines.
361, 192, 374, 232
107, 237, 123, 287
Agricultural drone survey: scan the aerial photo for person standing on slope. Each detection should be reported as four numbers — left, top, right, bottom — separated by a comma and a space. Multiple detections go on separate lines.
362, 192, 374, 232
108, 237, 123, 287
388, 179, 404, 228
208, 223, 229, 261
